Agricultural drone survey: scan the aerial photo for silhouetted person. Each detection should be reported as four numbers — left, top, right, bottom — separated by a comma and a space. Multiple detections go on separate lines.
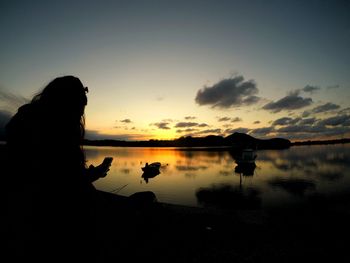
4, 76, 112, 262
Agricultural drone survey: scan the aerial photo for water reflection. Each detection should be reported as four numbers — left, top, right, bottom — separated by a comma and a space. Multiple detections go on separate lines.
141, 170, 160, 184
268, 178, 316, 196
196, 184, 261, 209
231, 148, 257, 177
85, 144, 350, 209
175, 165, 208, 171
259, 145, 350, 179
234, 163, 256, 176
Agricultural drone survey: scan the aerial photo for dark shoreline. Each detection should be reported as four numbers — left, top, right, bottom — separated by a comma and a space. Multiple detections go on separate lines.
82, 137, 350, 148
2, 135, 350, 149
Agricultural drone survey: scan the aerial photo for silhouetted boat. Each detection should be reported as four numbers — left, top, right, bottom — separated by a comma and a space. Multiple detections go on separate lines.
235, 149, 257, 165
142, 162, 161, 172
141, 162, 161, 183
234, 148, 257, 176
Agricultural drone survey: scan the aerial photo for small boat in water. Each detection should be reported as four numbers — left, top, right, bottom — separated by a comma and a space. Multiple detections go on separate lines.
234, 149, 257, 176
141, 162, 161, 183
142, 162, 161, 172
235, 149, 257, 165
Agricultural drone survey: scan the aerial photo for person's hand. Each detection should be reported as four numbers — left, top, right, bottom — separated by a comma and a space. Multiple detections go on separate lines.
89, 157, 113, 179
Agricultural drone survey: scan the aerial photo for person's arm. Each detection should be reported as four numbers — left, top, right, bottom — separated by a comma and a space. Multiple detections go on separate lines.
85, 157, 113, 183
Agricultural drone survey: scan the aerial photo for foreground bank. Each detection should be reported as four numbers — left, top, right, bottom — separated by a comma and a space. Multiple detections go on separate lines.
91, 189, 350, 263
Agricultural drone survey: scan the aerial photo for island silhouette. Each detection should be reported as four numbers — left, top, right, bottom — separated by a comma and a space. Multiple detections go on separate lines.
83, 132, 350, 149
84, 132, 292, 149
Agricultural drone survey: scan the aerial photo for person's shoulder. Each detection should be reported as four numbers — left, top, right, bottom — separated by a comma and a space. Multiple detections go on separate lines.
6, 103, 37, 130
17, 103, 37, 114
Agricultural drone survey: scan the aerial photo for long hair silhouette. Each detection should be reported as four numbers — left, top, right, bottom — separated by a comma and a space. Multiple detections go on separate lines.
4, 75, 99, 262
6, 75, 89, 168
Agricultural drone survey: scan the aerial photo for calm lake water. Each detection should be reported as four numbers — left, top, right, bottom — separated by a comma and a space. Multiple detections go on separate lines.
86, 144, 350, 209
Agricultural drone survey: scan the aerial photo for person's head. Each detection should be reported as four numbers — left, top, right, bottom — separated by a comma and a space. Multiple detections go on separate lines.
31, 75, 88, 140
32, 75, 88, 118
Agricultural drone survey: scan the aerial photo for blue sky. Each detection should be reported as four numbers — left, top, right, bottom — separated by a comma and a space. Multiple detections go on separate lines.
1, 0, 350, 141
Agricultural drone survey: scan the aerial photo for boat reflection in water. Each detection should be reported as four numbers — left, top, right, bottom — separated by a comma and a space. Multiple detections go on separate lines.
195, 149, 261, 210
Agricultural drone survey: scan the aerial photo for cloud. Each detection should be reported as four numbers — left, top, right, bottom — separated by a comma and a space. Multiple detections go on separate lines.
299, 117, 317, 125
151, 122, 171, 130
218, 116, 242, 122
85, 130, 150, 141
184, 116, 196, 120
272, 117, 301, 126
178, 128, 222, 137
175, 122, 199, 128
249, 127, 275, 137
120, 119, 132, 123
317, 115, 350, 126
225, 127, 251, 134
339, 107, 350, 115
218, 117, 231, 122
302, 85, 320, 93
190, 129, 221, 136
195, 75, 260, 108
242, 95, 260, 105
253, 121, 260, 124
311, 102, 340, 113
277, 125, 315, 133
275, 124, 350, 140
231, 117, 242, 122
272, 117, 294, 126
192, 129, 222, 135
301, 110, 311, 117
0, 89, 29, 113
263, 95, 312, 113
327, 85, 340, 89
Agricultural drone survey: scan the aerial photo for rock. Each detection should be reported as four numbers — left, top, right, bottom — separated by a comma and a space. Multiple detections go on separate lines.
128, 191, 158, 208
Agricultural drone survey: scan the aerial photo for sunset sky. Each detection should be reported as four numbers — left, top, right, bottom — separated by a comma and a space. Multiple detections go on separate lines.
1, 0, 349, 142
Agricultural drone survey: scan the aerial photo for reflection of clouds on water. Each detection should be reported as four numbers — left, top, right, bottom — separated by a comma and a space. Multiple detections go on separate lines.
259, 145, 350, 183
175, 165, 208, 172
318, 171, 343, 182
176, 149, 232, 166
268, 178, 316, 196
184, 173, 197, 178
196, 183, 261, 210
219, 170, 232, 176
260, 146, 350, 169
119, 168, 130, 174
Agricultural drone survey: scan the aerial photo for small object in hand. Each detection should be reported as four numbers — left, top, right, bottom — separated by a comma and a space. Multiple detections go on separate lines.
103, 157, 113, 165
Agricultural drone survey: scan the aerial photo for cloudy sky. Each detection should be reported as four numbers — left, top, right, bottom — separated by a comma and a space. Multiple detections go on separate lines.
1, 0, 349, 141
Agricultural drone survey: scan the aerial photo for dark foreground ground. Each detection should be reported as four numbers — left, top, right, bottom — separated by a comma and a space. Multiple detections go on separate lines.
94, 190, 350, 263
